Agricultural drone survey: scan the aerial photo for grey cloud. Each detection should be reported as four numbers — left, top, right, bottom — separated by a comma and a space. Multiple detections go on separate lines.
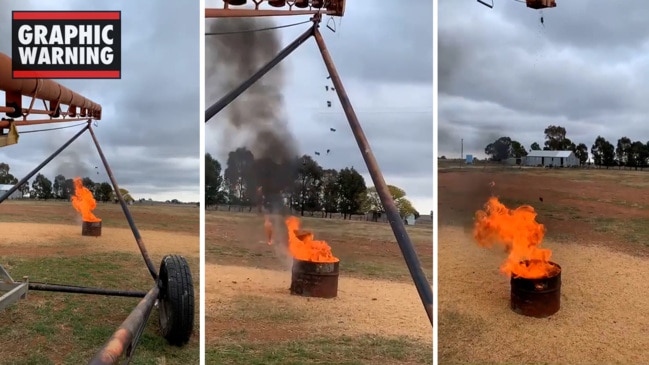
439, 0, 649, 159
0, 0, 199, 201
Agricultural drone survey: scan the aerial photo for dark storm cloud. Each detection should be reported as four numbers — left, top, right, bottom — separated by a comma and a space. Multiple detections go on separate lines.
438, 0, 649, 159
0, 0, 199, 201
205, 0, 433, 211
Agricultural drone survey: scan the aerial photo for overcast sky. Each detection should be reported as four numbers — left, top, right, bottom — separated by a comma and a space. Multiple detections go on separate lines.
439, 0, 649, 160
205, 0, 433, 213
0, 0, 199, 202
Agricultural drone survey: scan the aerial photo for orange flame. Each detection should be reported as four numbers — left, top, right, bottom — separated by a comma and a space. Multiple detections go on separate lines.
264, 216, 273, 246
473, 197, 554, 279
285, 216, 339, 263
71, 177, 101, 222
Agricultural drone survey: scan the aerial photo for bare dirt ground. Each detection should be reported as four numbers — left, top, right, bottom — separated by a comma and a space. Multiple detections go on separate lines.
206, 264, 431, 343
205, 211, 433, 364
439, 166, 649, 364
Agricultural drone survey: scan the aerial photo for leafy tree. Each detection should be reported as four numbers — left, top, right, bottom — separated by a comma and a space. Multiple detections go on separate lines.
365, 185, 418, 218
0, 162, 18, 184
591, 136, 606, 167
18, 181, 30, 197
616, 137, 632, 168
293, 155, 324, 216
96, 182, 113, 202
205, 153, 227, 206
31, 173, 53, 200
530, 142, 541, 151
110, 188, 134, 203
82, 177, 96, 194
630, 141, 647, 170
63, 178, 74, 200
510, 140, 528, 158
320, 169, 339, 218
485, 137, 515, 161
574, 143, 589, 166
544, 125, 573, 150
336, 167, 367, 219
53, 174, 67, 199
223, 147, 255, 205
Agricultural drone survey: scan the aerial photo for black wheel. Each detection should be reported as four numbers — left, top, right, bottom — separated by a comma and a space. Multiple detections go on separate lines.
158, 255, 194, 346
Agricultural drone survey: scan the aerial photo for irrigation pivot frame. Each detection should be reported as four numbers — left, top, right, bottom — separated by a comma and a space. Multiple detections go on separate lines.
205, 0, 433, 325
0, 52, 195, 365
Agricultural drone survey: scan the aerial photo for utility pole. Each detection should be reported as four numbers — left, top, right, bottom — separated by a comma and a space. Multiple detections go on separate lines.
461, 138, 464, 160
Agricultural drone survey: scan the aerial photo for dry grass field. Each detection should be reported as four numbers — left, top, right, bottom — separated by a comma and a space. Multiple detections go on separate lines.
0, 200, 199, 365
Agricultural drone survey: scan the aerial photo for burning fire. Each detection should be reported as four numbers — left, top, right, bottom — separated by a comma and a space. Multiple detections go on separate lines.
473, 197, 555, 279
265, 215, 339, 263
71, 177, 101, 222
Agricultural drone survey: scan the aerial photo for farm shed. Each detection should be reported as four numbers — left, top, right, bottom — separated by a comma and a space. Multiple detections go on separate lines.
524, 150, 579, 167
0, 184, 21, 199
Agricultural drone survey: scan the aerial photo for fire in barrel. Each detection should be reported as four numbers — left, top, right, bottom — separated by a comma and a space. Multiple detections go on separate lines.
267, 215, 340, 298
71, 177, 102, 237
474, 197, 561, 318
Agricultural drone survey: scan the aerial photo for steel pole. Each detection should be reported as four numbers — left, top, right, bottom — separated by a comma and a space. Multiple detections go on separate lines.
312, 28, 433, 325
205, 23, 315, 122
29, 283, 147, 298
0, 123, 89, 204
87, 126, 158, 280
88, 285, 159, 365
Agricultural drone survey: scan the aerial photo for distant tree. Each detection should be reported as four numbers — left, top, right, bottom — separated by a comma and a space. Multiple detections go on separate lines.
530, 142, 541, 151
616, 137, 632, 168
336, 167, 367, 219
485, 137, 511, 161
320, 169, 339, 218
292, 155, 324, 216
96, 182, 113, 202
365, 185, 418, 218
510, 140, 528, 158
31, 173, 53, 200
591, 136, 606, 167
574, 143, 589, 166
544, 125, 573, 150
18, 181, 30, 197
63, 178, 74, 200
602, 140, 616, 168
82, 177, 96, 194
630, 141, 647, 170
110, 188, 134, 203
52, 174, 67, 199
205, 153, 227, 206
223, 147, 255, 205
0, 162, 18, 184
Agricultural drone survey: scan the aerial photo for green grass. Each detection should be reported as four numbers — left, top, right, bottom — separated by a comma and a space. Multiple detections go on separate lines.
0, 252, 199, 364
206, 335, 432, 365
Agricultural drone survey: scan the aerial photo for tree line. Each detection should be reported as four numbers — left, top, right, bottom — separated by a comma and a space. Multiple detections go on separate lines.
206, 148, 419, 219
484, 125, 649, 169
0, 162, 133, 202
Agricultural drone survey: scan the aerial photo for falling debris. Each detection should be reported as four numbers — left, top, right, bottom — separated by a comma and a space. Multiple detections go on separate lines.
330, 128, 336, 132
326, 75, 331, 80
331, 87, 335, 91
314, 151, 321, 156
326, 101, 332, 107
325, 85, 329, 91
326, 149, 330, 155
539, 197, 544, 202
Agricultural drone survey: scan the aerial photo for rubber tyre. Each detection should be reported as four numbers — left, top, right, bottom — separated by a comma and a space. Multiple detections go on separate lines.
158, 255, 194, 346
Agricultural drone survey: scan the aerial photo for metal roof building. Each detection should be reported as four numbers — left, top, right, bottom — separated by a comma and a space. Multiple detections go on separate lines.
524, 150, 579, 167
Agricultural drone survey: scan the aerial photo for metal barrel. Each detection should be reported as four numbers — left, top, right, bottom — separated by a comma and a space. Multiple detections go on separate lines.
82, 221, 102, 237
290, 259, 339, 299
510, 262, 562, 318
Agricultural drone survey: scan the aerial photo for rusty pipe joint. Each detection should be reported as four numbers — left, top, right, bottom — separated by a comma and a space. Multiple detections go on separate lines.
0, 52, 102, 120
